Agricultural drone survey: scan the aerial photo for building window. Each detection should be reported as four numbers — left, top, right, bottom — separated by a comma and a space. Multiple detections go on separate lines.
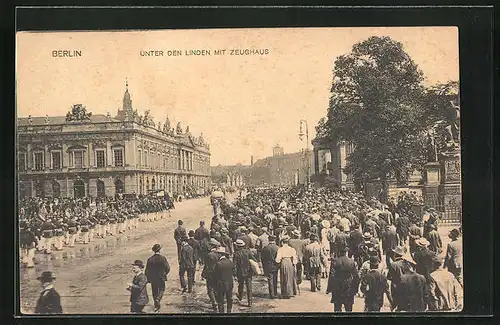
114, 149, 124, 167
138, 149, 142, 166
51, 151, 61, 169
34, 152, 44, 171
73, 151, 84, 168
144, 151, 148, 166
18, 153, 26, 171
96, 150, 106, 168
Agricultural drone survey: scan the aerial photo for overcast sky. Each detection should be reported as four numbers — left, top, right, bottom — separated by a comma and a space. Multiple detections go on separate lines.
16, 27, 458, 166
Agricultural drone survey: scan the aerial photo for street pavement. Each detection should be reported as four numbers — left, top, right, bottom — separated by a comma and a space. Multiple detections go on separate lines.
19, 196, 460, 314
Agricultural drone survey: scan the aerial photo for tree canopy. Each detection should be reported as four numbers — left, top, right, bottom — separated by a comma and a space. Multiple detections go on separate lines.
317, 36, 459, 194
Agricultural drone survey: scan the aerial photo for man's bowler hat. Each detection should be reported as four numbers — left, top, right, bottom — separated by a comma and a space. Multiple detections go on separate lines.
132, 260, 145, 268
37, 271, 56, 282
152, 244, 162, 252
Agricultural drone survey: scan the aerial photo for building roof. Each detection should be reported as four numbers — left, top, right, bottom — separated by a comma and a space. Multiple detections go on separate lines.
17, 114, 120, 126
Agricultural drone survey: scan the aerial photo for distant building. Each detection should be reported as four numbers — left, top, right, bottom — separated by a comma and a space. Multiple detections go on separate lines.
272, 144, 284, 156
249, 148, 314, 186
17, 81, 211, 198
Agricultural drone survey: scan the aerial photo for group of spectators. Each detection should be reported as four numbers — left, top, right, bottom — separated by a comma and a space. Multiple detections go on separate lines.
190, 185, 462, 312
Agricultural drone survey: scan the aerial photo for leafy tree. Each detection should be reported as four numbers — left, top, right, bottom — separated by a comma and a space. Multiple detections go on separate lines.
324, 36, 428, 200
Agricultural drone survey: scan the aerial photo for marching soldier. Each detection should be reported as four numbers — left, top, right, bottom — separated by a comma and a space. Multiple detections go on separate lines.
66, 217, 78, 247
41, 218, 55, 254
52, 218, 65, 251
20, 221, 37, 268
79, 216, 91, 244
88, 214, 98, 243
108, 211, 118, 236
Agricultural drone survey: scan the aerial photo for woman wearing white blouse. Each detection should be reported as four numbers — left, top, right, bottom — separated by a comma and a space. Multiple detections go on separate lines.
275, 236, 298, 298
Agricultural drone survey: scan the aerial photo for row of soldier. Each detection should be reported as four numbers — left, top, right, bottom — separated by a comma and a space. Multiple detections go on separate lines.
19, 195, 172, 268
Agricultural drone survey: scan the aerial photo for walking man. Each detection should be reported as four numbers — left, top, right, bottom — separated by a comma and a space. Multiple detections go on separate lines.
202, 238, 223, 312
174, 220, 187, 263
326, 246, 359, 312
304, 234, 326, 292
360, 256, 392, 312
444, 228, 463, 286
213, 247, 234, 313
179, 236, 196, 293
35, 271, 62, 314
127, 260, 149, 314
261, 234, 279, 299
145, 244, 171, 312
233, 239, 255, 307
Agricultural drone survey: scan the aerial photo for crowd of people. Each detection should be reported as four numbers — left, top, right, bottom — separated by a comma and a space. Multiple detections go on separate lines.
166, 185, 463, 313
30, 185, 463, 314
19, 194, 174, 268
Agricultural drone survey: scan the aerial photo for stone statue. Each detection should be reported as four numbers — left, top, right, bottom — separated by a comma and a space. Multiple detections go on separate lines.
158, 121, 162, 131
44, 115, 50, 124
186, 125, 190, 134
445, 100, 460, 149
176, 122, 183, 134
164, 116, 171, 132
106, 112, 112, 121
426, 130, 438, 162
28, 115, 33, 125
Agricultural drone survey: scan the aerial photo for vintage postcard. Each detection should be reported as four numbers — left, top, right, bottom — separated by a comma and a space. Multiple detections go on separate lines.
16, 27, 462, 314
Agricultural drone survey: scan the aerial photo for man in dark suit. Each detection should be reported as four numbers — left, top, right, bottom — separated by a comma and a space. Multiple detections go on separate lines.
187, 230, 202, 274
261, 234, 279, 298
381, 225, 399, 268
195, 220, 210, 266
289, 230, 306, 285
174, 220, 187, 263
179, 236, 195, 293
202, 238, 223, 311
412, 238, 435, 283
35, 271, 62, 314
348, 224, 364, 269
145, 244, 170, 312
444, 228, 462, 286
233, 239, 255, 307
395, 214, 411, 246
326, 246, 359, 312
127, 260, 149, 313
387, 246, 412, 311
213, 247, 234, 313
237, 227, 254, 249
360, 256, 392, 312
398, 257, 429, 312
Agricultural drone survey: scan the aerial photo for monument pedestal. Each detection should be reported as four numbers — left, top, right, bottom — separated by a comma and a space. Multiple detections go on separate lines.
440, 150, 462, 222
423, 162, 441, 206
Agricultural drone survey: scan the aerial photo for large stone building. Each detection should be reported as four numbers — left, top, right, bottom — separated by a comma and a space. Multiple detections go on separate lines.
17, 82, 211, 198
249, 146, 314, 186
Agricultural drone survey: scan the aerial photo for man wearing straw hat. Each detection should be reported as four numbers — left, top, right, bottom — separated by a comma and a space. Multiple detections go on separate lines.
412, 237, 434, 282
213, 247, 234, 313
398, 253, 429, 312
289, 229, 306, 284
35, 271, 62, 314
387, 246, 411, 311
233, 239, 255, 307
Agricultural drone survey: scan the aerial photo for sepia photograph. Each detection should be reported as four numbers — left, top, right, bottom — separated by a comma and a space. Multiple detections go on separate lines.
16, 27, 463, 314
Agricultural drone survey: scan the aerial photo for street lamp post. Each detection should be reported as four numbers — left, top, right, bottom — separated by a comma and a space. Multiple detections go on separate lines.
299, 119, 310, 187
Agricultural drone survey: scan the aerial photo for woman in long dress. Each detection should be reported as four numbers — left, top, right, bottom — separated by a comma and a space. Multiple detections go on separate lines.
275, 236, 298, 299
